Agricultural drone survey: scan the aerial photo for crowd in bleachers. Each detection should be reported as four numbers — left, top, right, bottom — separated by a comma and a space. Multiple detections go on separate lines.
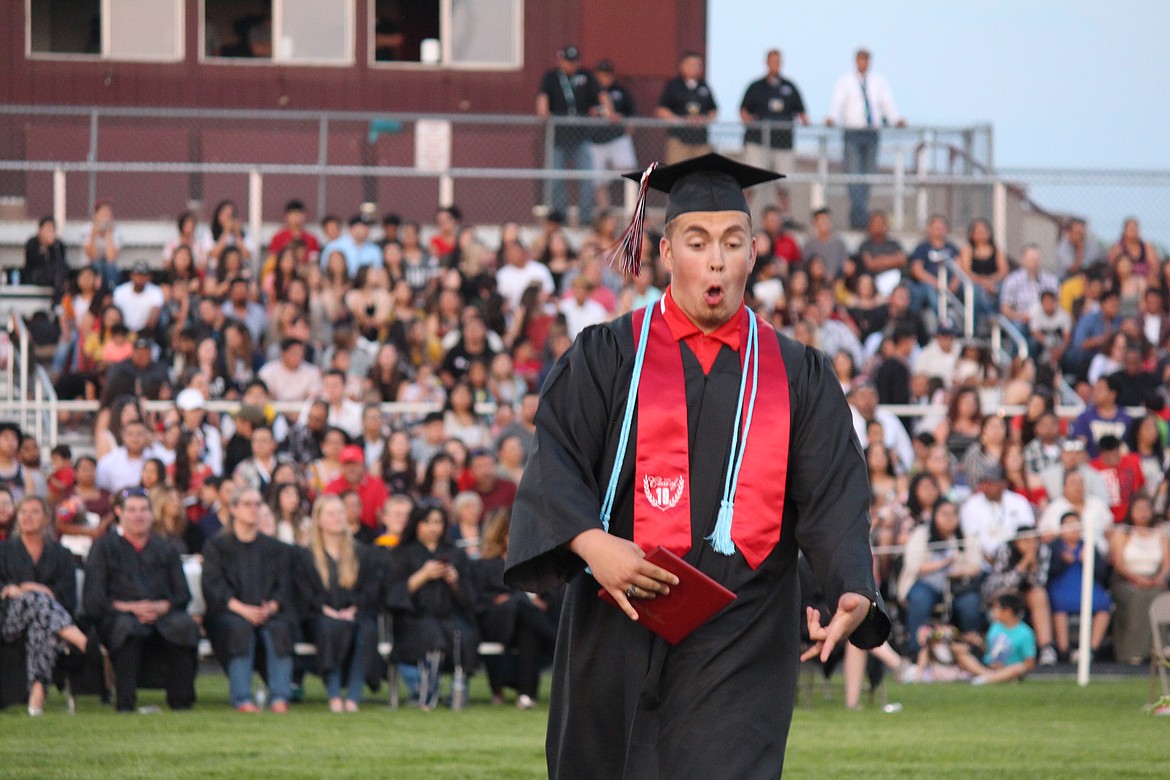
3, 177, 1170, 715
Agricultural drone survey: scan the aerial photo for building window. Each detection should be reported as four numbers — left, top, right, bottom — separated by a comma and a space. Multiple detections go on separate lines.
28, 0, 184, 61
203, 0, 354, 65
372, 0, 522, 68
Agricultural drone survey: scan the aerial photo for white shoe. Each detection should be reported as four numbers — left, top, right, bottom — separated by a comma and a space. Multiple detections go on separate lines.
28, 706, 43, 717
1038, 646, 1058, 667
517, 695, 534, 710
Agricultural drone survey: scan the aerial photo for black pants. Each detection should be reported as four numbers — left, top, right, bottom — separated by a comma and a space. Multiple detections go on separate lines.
110, 633, 197, 712
514, 602, 557, 699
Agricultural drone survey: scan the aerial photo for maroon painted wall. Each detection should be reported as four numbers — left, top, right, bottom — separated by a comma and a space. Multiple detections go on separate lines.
0, 0, 705, 115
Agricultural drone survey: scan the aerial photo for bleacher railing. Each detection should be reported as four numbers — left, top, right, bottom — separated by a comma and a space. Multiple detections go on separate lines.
0, 104, 998, 235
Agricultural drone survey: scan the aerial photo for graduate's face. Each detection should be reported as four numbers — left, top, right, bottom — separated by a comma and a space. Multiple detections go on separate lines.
661, 211, 755, 333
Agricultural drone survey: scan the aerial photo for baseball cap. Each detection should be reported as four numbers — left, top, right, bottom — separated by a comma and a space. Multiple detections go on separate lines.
340, 445, 365, 464
937, 320, 959, 337
133, 336, 153, 350
596, 58, 615, 73
558, 45, 580, 62
131, 260, 151, 275
175, 387, 205, 411
1061, 438, 1086, 452
235, 404, 266, 425
422, 411, 445, 425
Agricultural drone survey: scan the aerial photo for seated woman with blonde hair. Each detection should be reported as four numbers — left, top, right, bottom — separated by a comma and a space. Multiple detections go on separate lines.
301, 495, 383, 713
0, 497, 90, 716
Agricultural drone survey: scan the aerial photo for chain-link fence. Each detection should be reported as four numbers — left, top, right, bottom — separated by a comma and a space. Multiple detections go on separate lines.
0, 105, 1165, 263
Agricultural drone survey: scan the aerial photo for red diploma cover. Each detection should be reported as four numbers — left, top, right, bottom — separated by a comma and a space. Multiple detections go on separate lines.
598, 547, 737, 645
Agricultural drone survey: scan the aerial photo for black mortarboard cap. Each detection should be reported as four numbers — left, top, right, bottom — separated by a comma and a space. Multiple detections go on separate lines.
623, 153, 783, 223
610, 153, 784, 276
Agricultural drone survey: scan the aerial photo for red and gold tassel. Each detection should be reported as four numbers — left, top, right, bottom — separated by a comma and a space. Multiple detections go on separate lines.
607, 162, 658, 277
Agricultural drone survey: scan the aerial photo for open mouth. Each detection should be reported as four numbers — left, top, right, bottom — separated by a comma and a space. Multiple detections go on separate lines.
704, 285, 725, 306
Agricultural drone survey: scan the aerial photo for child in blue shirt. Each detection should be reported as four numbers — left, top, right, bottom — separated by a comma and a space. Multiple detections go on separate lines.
953, 592, 1037, 684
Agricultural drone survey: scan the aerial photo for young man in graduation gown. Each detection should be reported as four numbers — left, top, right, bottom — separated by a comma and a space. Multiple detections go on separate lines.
83, 487, 200, 712
505, 154, 890, 780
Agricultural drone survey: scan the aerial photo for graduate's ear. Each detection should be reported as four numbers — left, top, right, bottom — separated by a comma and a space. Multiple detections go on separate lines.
660, 233, 674, 275
747, 232, 758, 275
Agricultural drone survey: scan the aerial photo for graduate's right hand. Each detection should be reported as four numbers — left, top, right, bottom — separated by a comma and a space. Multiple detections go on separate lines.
569, 529, 679, 621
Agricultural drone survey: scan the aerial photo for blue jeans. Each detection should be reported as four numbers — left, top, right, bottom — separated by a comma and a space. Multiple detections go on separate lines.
92, 259, 120, 291
904, 580, 984, 654
51, 332, 79, 376
324, 620, 369, 703
550, 142, 594, 224
396, 662, 438, 706
909, 280, 940, 315
226, 626, 293, 707
843, 129, 879, 229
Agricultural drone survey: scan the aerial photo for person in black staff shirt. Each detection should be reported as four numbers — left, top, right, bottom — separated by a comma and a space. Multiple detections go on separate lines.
536, 45, 611, 227
83, 487, 200, 712
739, 49, 808, 214
590, 59, 638, 211
656, 51, 718, 164
22, 216, 70, 305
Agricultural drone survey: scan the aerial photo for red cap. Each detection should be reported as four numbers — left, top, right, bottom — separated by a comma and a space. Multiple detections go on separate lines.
340, 445, 365, 464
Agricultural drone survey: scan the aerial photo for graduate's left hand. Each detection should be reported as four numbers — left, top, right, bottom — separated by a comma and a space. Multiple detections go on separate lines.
801, 592, 870, 663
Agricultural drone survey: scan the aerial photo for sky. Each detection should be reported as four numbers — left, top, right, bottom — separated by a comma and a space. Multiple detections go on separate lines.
707, 0, 1170, 241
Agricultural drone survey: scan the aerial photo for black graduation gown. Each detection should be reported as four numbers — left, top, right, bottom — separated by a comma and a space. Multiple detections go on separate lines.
470, 555, 561, 646
0, 538, 78, 616
504, 316, 891, 780
386, 540, 479, 671
0, 538, 80, 707
297, 544, 383, 676
82, 534, 199, 652
200, 533, 297, 666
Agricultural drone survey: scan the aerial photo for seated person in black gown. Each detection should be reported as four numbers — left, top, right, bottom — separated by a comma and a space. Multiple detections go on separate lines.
83, 487, 199, 712
300, 494, 384, 713
0, 497, 89, 715
201, 487, 297, 713
386, 502, 479, 709
470, 508, 558, 709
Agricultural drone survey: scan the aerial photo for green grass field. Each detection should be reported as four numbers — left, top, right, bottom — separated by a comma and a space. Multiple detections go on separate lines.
1, 673, 1165, 778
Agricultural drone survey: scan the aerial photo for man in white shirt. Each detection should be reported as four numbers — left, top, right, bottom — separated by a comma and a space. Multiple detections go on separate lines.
297, 369, 363, 440
1000, 244, 1059, 331
959, 465, 1035, 564
95, 419, 152, 494
112, 261, 164, 334
1037, 470, 1111, 554
560, 275, 609, 339
258, 338, 323, 405
847, 380, 914, 472
826, 48, 904, 229
496, 242, 555, 311
913, 321, 960, 387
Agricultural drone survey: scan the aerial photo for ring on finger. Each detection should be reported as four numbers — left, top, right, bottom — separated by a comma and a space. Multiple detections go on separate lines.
625, 585, 638, 599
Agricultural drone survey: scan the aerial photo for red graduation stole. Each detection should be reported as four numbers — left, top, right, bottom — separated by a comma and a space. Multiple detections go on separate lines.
631, 301, 791, 569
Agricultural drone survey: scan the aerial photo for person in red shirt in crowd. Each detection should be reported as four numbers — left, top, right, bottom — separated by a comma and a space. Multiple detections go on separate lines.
428, 206, 461, 259
761, 205, 801, 268
1090, 435, 1144, 523
267, 200, 321, 263
467, 448, 517, 515
324, 445, 388, 534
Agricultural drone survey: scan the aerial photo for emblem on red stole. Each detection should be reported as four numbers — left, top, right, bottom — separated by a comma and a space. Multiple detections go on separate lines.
643, 475, 686, 511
